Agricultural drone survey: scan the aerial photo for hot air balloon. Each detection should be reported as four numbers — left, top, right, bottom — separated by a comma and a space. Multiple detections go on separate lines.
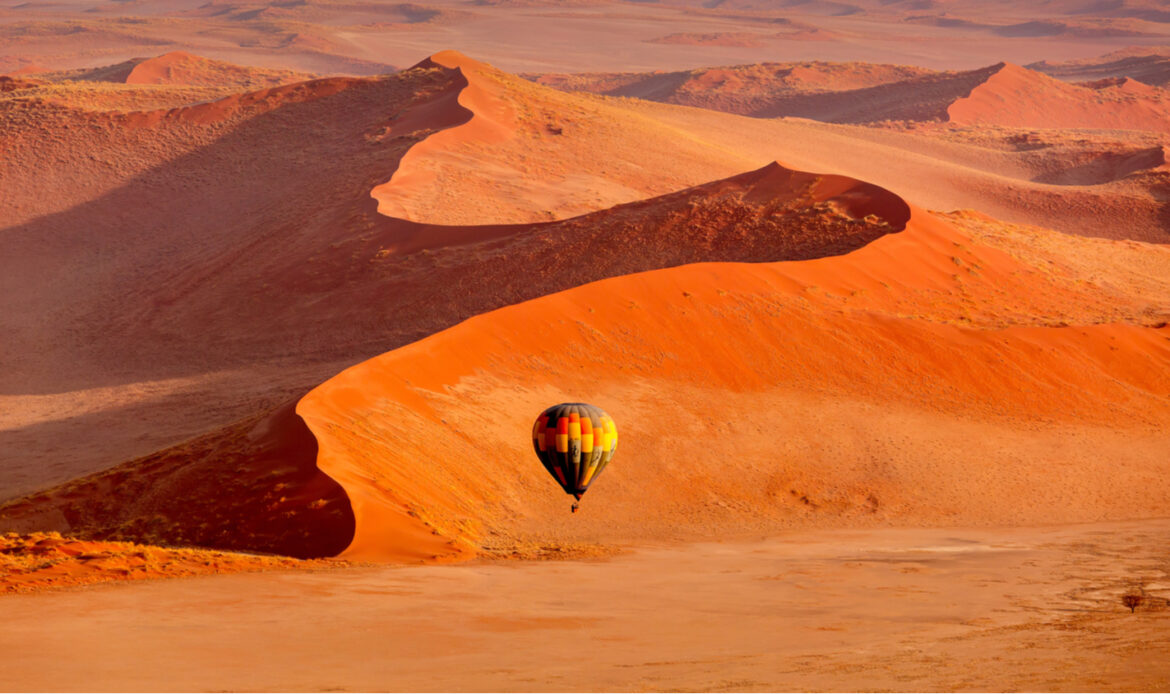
532, 403, 618, 512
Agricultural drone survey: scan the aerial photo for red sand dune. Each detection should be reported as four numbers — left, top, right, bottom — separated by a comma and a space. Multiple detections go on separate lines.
0, 402, 354, 559
0, 161, 912, 558
0, 51, 315, 111
2, 52, 1167, 480
119, 50, 312, 88
528, 58, 1170, 242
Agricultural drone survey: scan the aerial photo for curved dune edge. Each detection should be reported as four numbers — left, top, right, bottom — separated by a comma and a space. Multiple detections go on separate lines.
295, 204, 1170, 562
306, 160, 913, 562
369, 51, 515, 221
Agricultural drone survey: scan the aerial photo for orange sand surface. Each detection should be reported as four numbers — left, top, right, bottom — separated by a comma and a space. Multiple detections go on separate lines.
0, 521, 1166, 691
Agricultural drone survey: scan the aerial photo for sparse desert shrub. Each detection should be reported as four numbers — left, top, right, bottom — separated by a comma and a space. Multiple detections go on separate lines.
1122, 591, 1144, 613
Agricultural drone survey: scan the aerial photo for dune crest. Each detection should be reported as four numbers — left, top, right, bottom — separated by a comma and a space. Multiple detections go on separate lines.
369, 51, 516, 221
368, 50, 763, 225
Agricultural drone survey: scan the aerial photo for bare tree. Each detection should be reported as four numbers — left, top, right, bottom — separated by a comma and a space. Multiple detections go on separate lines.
1122, 591, 1144, 613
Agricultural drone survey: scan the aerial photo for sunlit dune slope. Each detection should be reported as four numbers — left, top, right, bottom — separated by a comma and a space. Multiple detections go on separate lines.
297, 206, 1170, 562
524, 60, 1170, 242
946, 63, 1170, 132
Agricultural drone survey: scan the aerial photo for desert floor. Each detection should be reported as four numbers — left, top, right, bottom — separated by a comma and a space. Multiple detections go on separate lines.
2, 520, 1167, 692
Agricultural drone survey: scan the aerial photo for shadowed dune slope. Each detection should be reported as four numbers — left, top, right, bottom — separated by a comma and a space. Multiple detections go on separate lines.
0, 402, 354, 560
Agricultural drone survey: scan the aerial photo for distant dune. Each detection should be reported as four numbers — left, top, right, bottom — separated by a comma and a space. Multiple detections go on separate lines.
0, 51, 316, 111
1031, 47, 1170, 87
97, 50, 313, 88
533, 60, 1170, 132
528, 61, 932, 117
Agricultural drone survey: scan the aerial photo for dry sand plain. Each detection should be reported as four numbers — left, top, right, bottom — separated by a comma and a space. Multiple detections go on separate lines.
2, 521, 1168, 691
2, 1, 1170, 691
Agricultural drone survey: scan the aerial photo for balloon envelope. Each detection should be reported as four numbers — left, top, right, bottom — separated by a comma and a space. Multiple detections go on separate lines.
532, 403, 618, 498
